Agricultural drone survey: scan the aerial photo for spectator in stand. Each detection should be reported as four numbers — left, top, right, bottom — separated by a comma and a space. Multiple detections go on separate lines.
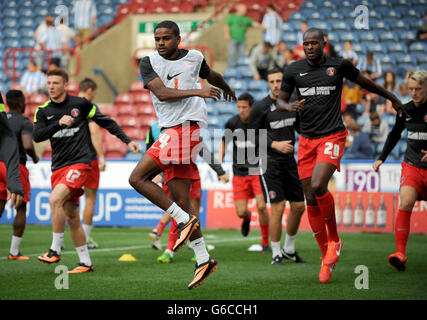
363, 92, 387, 116
56, 18, 81, 69
323, 33, 338, 58
343, 122, 374, 159
224, 4, 262, 68
262, 4, 282, 46
362, 112, 389, 144
73, 0, 98, 42
385, 82, 412, 115
296, 21, 308, 45
33, 15, 54, 71
357, 51, 382, 80
341, 40, 358, 65
275, 44, 296, 71
249, 42, 279, 80
37, 18, 65, 70
343, 79, 363, 119
383, 71, 397, 92
343, 111, 356, 149
416, 11, 427, 42
18, 61, 47, 96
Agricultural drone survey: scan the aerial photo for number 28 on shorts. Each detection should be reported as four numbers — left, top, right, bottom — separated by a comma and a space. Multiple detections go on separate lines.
324, 142, 340, 160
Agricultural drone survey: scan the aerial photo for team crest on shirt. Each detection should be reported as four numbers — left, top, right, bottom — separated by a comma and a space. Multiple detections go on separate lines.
326, 67, 335, 76
269, 191, 276, 200
424, 115, 427, 123
71, 108, 80, 118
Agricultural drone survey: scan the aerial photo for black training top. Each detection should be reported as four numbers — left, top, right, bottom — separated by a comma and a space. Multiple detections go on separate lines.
223, 115, 259, 176
5, 112, 33, 166
33, 94, 131, 171
0, 93, 23, 195
379, 100, 427, 170
249, 95, 299, 160
281, 56, 359, 139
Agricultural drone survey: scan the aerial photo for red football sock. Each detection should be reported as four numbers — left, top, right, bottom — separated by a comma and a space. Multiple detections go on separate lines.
395, 209, 411, 255
307, 205, 328, 257
157, 221, 166, 237
260, 224, 269, 246
316, 191, 340, 242
166, 219, 179, 251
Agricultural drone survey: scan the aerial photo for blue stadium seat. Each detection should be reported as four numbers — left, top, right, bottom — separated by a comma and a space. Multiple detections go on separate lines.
398, 31, 417, 42
386, 42, 408, 54
326, 32, 338, 43
300, 1, 318, 9
365, 42, 386, 54
17, 8, 33, 17
391, 20, 409, 31
216, 102, 236, 115
21, 37, 36, 48
358, 32, 379, 42
99, 4, 115, 15
409, 42, 427, 53
99, 14, 115, 27
412, 53, 427, 64
4, 39, 21, 48
281, 23, 295, 32
99, 0, 114, 5
379, 54, 396, 65
370, 20, 389, 31
289, 12, 304, 21
311, 21, 330, 32
406, 8, 420, 18
207, 116, 222, 129
282, 33, 298, 43
368, 9, 382, 19
339, 32, 359, 42
19, 27, 34, 38
35, 7, 49, 18
3, 28, 19, 39
329, 20, 350, 31
224, 68, 239, 78
3, 18, 18, 28
18, 17, 35, 28
398, 141, 406, 158
392, 53, 417, 65
377, 31, 395, 42
237, 56, 250, 67
247, 80, 268, 92
228, 79, 248, 91
352, 43, 366, 55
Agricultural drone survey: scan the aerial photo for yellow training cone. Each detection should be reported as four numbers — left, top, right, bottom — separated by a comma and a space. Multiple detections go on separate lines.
118, 254, 137, 261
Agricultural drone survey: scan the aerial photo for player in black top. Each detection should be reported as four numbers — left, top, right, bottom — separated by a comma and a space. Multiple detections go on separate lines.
34, 69, 139, 273
0, 93, 23, 208
220, 93, 270, 252
277, 28, 404, 283
373, 70, 427, 271
0, 90, 39, 260
249, 69, 306, 265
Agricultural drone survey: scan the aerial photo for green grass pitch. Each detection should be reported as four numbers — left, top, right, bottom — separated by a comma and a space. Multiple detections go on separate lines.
1, 225, 426, 300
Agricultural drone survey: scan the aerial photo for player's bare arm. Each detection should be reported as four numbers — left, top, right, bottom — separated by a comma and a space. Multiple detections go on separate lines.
146, 77, 221, 101
22, 134, 39, 164
206, 70, 236, 102
355, 73, 405, 116
59, 115, 74, 126
276, 90, 305, 112
421, 150, 427, 163
271, 140, 294, 154
372, 160, 383, 172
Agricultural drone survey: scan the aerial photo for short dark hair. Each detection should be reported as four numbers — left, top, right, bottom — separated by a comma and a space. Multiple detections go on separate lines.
79, 78, 97, 92
6, 90, 25, 110
267, 68, 283, 77
237, 93, 254, 106
154, 20, 180, 36
303, 27, 325, 42
47, 69, 69, 82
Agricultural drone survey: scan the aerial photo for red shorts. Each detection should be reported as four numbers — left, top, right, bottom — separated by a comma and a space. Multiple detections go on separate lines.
400, 161, 427, 201
51, 163, 92, 204
297, 130, 347, 180
232, 175, 263, 200
146, 123, 201, 184
84, 160, 100, 189
162, 179, 202, 199
0, 162, 31, 203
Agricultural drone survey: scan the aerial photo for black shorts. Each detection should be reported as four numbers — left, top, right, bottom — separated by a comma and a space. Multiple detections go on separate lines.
263, 156, 305, 203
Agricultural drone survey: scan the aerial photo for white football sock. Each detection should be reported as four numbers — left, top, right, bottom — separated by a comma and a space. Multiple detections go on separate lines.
190, 237, 209, 265
283, 233, 296, 254
166, 202, 190, 225
10, 235, 22, 256
82, 224, 93, 243
271, 241, 281, 258
76, 245, 92, 266
165, 249, 174, 258
51, 232, 64, 255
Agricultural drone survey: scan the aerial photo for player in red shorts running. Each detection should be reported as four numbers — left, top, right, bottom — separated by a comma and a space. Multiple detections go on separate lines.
373, 70, 427, 272
129, 20, 235, 289
277, 28, 404, 282
220, 93, 271, 252
33, 69, 139, 273
0, 90, 39, 260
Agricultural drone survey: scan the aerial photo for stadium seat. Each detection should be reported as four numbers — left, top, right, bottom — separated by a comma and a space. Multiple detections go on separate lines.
393, 53, 417, 65
370, 20, 389, 31
409, 42, 427, 53
100, 104, 117, 117
118, 114, 137, 127
130, 81, 146, 92
228, 79, 247, 91
247, 79, 268, 91
365, 43, 386, 55
386, 42, 407, 54
123, 127, 144, 141
215, 101, 235, 115
117, 103, 137, 116
132, 92, 151, 104
358, 32, 379, 42
398, 31, 417, 42
115, 92, 134, 105
412, 53, 427, 64
135, 103, 154, 115
339, 32, 358, 42
237, 56, 250, 67
137, 115, 157, 127
329, 20, 349, 32
282, 33, 298, 43
28, 94, 49, 105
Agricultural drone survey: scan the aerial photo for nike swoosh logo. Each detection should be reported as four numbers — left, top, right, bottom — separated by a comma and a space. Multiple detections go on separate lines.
47, 115, 54, 120
336, 249, 341, 256
299, 73, 308, 76
167, 72, 183, 80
